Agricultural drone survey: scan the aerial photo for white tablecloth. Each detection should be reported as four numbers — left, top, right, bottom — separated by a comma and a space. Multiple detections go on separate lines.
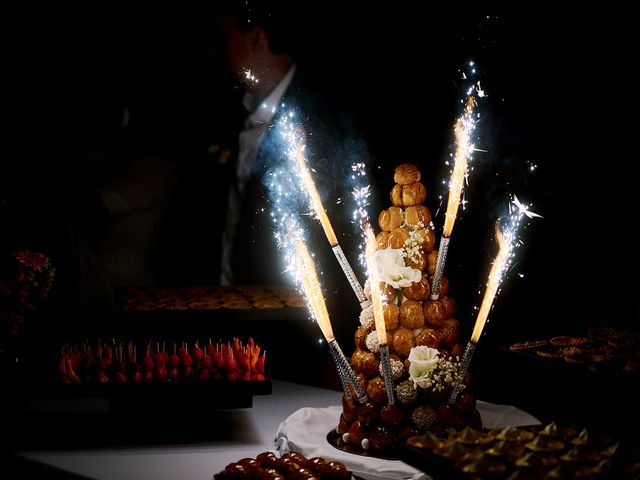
15, 380, 538, 480
275, 402, 540, 480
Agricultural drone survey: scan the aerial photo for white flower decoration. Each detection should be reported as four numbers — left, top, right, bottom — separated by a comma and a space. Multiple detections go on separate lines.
375, 248, 421, 289
408, 346, 440, 388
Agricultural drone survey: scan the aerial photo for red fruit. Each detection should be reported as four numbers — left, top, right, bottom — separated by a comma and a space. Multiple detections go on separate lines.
347, 421, 366, 446
212, 350, 223, 370
238, 352, 251, 372
116, 371, 129, 383
227, 371, 239, 382
181, 353, 193, 367
201, 355, 213, 369
154, 355, 166, 369
255, 353, 266, 374
198, 367, 211, 381
169, 367, 179, 380
438, 404, 462, 427
58, 355, 68, 377
143, 357, 154, 372
143, 370, 154, 382
131, 371, 142, 383
183, 366, 194, 378
238, 370, 251, 381
99, 358, 111, 371
97, 371, 109, 384
192, 345, 204, 362
213, 371, 222, 381
169, 354, 181, 368
155, 367, 168, 381
178, 346, 188, 358
357, 403, 378, 426
342, 394, 358, 423
250, 372, 265, 381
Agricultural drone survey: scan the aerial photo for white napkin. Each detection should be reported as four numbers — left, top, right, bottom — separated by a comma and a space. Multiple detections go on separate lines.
275, 402, 540, 480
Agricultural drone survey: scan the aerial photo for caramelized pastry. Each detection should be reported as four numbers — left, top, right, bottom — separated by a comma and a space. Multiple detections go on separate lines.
399, 300, 425, 329
394, 163, 421, 185
403, 275, 431, 301
378, 206, 404, 231
376, 230, 390, 249
383, 302, 400, 331
415, 328, 441, 349
366, 376, 388, 405
424, 299, 448, 327
392, 327, 415, 358
402, 182, 427, 206
388, 226, 410, 248
404, 204, 431, 228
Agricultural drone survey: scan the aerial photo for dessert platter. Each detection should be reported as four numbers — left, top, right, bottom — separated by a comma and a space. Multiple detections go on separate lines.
507, 327, 639, 377
49, 336, 270, 411
399, 422, 640, 479
214, 451, 356, 480
120, 285, 306, 320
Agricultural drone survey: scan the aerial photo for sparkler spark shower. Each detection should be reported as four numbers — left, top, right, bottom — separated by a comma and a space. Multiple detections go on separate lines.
292, 237, 368, 403
431, 93, 479, 300
283, 123, 370, 309
365, 226, 395, 405
449, 196, 540, 404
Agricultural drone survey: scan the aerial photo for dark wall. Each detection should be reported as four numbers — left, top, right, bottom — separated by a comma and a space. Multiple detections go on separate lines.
3, 3, 638, 340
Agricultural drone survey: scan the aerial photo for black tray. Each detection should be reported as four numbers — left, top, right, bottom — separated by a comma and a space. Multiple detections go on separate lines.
31, 379, 272, 413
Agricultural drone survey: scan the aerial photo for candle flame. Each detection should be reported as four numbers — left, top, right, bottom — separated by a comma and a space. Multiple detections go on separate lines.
293, 238, 335, 342
443, 96, 476, 237
365, 226, 387, 345
290, 128, 339, 247
470, 226, 511, 343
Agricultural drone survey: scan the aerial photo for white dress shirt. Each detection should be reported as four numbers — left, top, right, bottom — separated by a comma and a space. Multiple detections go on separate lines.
220, 64, 296, 285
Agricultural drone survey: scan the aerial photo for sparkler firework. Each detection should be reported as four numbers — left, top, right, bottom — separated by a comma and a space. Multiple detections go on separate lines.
291, 236, 368, 403
282, 123, 370, 309
365, 225, 395, 405
449, 196, 540, 404
431, 62, 485, 300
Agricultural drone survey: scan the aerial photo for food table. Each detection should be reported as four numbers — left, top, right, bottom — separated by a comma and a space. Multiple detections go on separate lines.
9, 379, 539, 480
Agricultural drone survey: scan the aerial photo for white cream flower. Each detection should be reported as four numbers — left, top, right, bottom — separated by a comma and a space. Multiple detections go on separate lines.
408, 346, 440, 388
375, 248, 421, 289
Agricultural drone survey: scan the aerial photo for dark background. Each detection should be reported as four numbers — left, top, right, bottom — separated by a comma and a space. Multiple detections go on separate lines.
2, 3, 638, 344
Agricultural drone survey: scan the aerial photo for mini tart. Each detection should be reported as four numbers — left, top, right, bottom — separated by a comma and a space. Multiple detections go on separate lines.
550, 336, 588, 347
509, 339, 549, 351
406, 432, 443, 449
535, 421, 577, 438
457, 455, 507, 475
252, 298, 285, 308
525, 435, 565, 452
433, 442, 471, 460
515, 451, 559, 468
560, 446, 602, 463
448, 426, 492, 446
587, 326, 627, 340
484, 440, 526, 459
536, 348, 563, 359
490, 426, 535, 442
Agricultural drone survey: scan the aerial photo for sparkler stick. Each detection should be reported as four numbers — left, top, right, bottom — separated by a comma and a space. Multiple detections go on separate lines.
449, 227, 510, 404
293, 238, 368, 403
365, 226, 395, 405
291, 133, 370, 309
431, 96, 477, 300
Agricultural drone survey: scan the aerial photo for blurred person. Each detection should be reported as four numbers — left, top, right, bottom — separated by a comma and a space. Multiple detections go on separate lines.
212, 0, 372, 352
214, 0, 370, 287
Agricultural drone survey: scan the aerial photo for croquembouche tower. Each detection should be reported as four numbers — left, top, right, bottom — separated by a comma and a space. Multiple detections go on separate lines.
335, 163, 481, 453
